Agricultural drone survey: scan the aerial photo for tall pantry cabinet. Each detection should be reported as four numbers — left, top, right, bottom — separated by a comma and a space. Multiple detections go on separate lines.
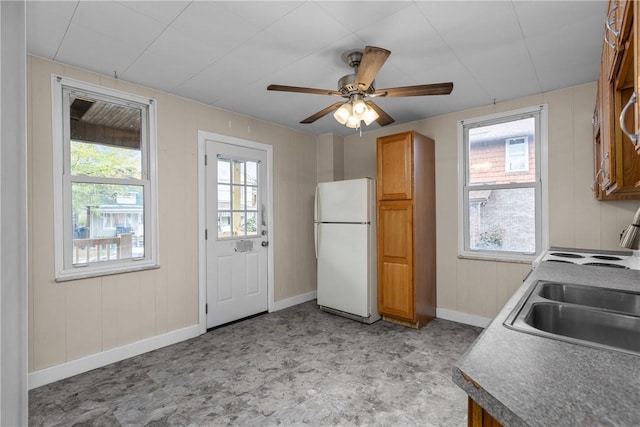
376, 131, 436, 329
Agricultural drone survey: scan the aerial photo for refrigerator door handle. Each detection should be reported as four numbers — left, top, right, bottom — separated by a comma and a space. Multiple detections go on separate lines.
314, 185, 319, 223
314, 223, 318, 259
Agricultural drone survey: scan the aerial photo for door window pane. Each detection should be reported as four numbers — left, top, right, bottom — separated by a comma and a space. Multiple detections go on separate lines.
218, 184, 231, 211
217, 158, 260, 239
246, 161, 258, 185
217, 159, 230, 183
232, 160, 245, 184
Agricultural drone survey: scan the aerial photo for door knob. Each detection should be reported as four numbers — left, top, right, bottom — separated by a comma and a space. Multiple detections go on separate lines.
261, 241, 269, 247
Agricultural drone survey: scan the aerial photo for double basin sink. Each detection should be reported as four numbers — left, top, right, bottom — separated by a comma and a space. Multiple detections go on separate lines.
504, 281, 640, 356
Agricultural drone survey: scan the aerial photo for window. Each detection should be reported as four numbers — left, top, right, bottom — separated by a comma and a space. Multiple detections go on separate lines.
458, 105, 548, 261
52, 76, 158, 281
216, 157, 259, 239
505, 137, 528, 172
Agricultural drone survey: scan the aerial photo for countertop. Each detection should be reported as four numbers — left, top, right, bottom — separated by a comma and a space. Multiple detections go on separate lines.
452, 260, 640, 426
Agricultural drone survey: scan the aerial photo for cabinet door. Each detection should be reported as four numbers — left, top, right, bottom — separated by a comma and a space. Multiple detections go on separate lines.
378, 202, 414, 320
377, 132, 413, 200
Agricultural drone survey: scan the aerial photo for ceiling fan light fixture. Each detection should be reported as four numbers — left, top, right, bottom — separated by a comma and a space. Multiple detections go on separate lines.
333, 102, 352, 125
352, 96, 367, 116
363, 106, 379, 126
345, 114, 361, 129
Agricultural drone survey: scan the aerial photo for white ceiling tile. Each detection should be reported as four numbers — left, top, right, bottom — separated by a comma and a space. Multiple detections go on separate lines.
216, 1, 305, 30
115, 1, 190, 25
170, 2, 262, 51
260, 2, 352, 55
146, 28, 221, 72
26, 1, 78, 58
55, 22, 144, 78
122, 50, 198, 93
514, 1, 607, 91
315, 1, 413, 33
72, 1, 166, 50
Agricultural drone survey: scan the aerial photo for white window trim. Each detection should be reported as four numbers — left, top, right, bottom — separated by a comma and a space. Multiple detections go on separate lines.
457, 105, 549, 263
52, 75, 159, 281
505, 136, 529, 173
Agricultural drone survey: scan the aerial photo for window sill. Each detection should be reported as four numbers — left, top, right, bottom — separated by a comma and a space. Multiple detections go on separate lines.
55, 261, 160, 282
458, 252, 535, 265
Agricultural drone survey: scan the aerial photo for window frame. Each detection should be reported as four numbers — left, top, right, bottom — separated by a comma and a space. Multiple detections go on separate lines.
457, 105, 548, 262
505, 136, 529, 173
52, 75, 159, 281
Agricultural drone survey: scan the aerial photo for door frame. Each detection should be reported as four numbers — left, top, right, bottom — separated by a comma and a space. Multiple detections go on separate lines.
197, 130, 274, 333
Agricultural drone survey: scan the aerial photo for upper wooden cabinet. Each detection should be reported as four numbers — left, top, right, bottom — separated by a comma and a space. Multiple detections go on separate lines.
593, 0, 640, 200
376, 131, 436, 329
377, 132, 413, 200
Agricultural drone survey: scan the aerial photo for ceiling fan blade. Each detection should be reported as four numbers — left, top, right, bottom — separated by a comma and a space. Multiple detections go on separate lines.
300, 102, 344, 124
365, 101, 395, 127
267, 84, 342, 96
374, 82, 454, 97
355, 46, 391, 91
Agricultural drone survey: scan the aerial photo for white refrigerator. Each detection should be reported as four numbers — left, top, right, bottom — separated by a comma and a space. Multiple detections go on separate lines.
314, 178, 380, 324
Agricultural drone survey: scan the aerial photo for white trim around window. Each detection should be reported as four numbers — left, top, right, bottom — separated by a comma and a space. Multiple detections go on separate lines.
457, 105, 549, 262
52, 75, 159, 281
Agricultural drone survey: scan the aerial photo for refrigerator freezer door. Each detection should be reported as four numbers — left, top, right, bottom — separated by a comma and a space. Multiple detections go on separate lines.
315, 178, 371, 223
317, 223, 370, 317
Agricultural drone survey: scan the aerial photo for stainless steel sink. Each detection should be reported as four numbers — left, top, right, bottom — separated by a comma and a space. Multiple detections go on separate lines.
504, 281, 640, 356
538, 282, 640, 316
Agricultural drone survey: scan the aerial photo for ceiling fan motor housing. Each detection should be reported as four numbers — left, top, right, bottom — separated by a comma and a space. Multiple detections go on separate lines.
338, 74, 375, 96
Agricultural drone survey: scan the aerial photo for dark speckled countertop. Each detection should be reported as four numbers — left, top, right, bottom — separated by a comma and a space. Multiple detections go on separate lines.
453, 260, 640, 427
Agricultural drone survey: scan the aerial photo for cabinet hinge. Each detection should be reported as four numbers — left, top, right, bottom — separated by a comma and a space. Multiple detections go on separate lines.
205, 303, 208, 314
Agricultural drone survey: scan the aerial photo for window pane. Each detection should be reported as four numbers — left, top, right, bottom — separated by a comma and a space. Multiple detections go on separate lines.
69, 94, 142, 179
218, 184, 230, 211
70, 140, 141, 179
217, 159, 230, 183
468, 187, 535, 254
71, 183, 144, 264
469, 117, 535, 185
246, 161, 258, 185
246, 211, 258, 234
218, 211, 231, 238
233, 212, 245, 236
232, 185, 245, 210
232, 160, 245, 184
246, 186, 258, 210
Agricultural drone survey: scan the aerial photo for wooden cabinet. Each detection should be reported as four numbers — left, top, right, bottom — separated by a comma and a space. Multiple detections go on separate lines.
376, 131, 436, 329
468, 398, 503, 427
593, 0, 640, 200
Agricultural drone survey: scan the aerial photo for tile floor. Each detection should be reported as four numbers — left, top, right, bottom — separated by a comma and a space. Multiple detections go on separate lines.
29, 301, 482, 426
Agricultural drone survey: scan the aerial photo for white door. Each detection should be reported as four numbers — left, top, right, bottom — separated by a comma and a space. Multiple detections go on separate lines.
206, 140, 268, 328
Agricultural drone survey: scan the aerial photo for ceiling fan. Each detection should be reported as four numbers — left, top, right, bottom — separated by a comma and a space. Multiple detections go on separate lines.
267, 46, 453, 129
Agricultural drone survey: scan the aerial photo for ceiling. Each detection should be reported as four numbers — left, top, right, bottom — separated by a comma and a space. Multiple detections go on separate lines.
27, 1, 608, 137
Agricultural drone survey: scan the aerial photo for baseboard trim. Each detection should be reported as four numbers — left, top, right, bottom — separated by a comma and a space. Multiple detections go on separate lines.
28, 325, 202, 389
436, 308, 492, 328
272, 290, 317, 312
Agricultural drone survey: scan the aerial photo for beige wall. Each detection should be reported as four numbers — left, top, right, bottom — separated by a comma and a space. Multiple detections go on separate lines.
316, 133, 344, 183
343, 82, 640, 319
27, 56, 318, 373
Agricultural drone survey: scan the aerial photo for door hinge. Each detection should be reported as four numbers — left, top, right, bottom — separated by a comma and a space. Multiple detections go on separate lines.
205, 154, 208, 166
205, 229, 208, 240
205, 303, 208, 314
